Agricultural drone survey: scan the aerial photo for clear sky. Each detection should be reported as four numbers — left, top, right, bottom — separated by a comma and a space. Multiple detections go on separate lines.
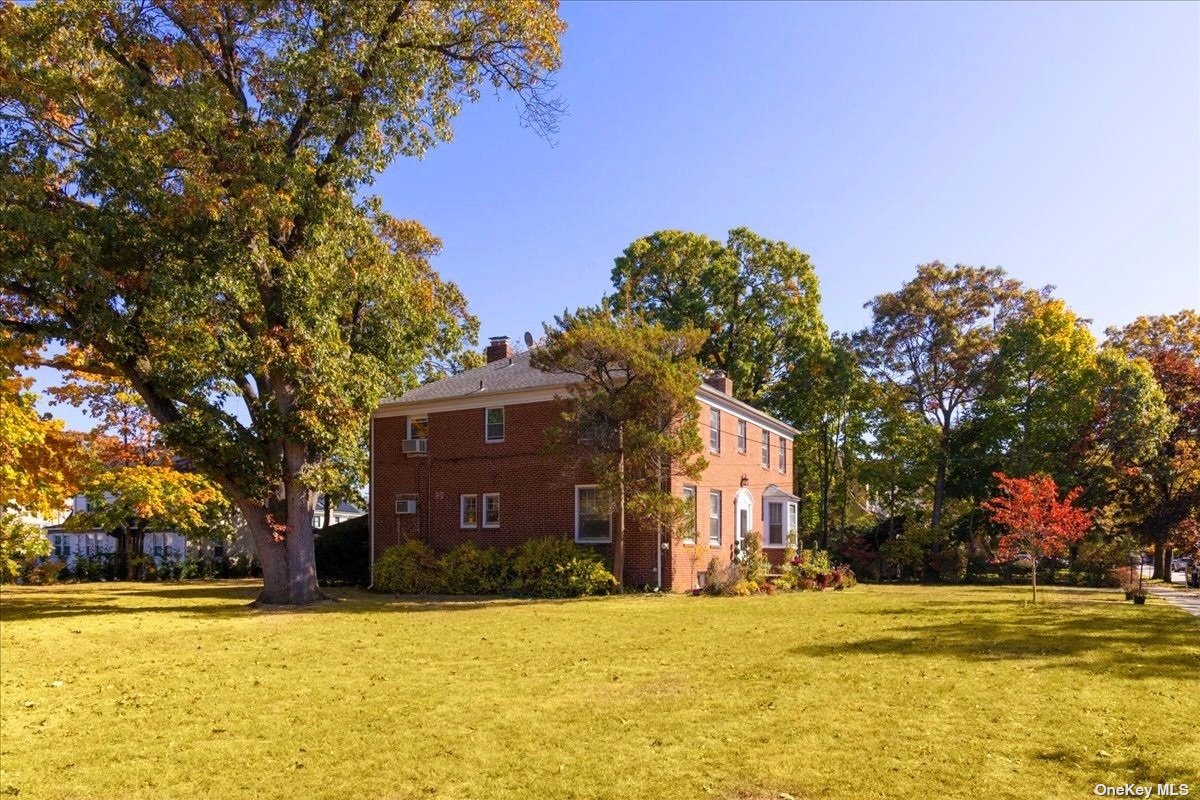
32, 0, 1200, 429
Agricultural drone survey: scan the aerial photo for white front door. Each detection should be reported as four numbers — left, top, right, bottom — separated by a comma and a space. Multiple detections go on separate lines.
734, 488, 753, 548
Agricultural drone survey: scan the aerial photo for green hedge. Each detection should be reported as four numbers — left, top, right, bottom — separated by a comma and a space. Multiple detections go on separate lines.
373, 537, 616, 598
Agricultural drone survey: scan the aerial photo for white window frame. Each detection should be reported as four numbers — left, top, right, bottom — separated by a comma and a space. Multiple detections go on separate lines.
708, 490, 722, 546
485, 407, 505, 443
709, 408, 721, 453
681, 486, 697, 544
788, 502, 798, 544
765, 500, 786, 548
460, 494, 479, 528
575, 485, 612, 543
482, 493, 500, 528
737, 420, 747, 453
761, 427, 770, 468
778, 435, 787, 473
407, 416, 428, 440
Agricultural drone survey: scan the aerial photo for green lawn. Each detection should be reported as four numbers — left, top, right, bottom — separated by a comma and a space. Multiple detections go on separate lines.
1, 583, 1197, 800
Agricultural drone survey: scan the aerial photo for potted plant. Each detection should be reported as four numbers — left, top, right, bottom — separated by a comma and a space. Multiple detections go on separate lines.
1132, 586, 1148, 605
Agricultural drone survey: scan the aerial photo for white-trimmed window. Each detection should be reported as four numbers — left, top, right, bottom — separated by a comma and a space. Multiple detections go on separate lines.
709, 408, 721, 453
460, 494, 479, 528
765, 501, 785, 548
312, 515, 323, 529
708, 490, 722, 546
778, 435, 787, 473
575, 485, 611, 543
485, 407, 505, 442
682, 486, 697, 544
764, 500, 799, 548
737, 420, 747, 453
407, 416, 428, 440
483, 493, 500, 528
52, 535, 70, 559
761, 427, 770, 468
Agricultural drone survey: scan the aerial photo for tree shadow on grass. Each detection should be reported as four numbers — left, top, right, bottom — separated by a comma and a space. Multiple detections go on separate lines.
792, 598, 1200, 681
0, 582, 614, 621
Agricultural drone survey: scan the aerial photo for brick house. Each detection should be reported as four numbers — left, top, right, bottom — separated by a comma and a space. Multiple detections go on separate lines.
369, 336, 800, 591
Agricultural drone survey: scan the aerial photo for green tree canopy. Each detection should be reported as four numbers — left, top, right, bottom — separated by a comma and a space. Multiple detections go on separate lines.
531, 309, 708, 587
1, 0, 565, 604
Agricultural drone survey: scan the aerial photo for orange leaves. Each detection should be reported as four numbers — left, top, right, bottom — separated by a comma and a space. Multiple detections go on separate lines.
983, 472, 1092, 562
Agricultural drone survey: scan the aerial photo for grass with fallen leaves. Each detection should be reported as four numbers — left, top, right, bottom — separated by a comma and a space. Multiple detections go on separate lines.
1, 582, 1197, 800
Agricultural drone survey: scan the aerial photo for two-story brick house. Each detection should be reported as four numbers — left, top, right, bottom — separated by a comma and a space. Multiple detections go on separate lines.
369, 336, 800, 591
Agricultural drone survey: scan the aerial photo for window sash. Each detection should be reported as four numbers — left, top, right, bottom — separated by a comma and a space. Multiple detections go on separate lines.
737, 420, 747, 452
460, 495, 479, 528
408, 417, 428, 440
708, 490, 722, 545
778, 436, 787, 472
483, 493, 500, 528
709, 408, 720, 452
761, 428, 770, 467
682, 486, 697, 543
576, 486, 611, 542
485, 407, 505, 441
766, 502, 784, 546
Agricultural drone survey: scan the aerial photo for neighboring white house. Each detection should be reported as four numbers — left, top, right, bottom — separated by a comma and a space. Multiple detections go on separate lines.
312, 499, 366, 530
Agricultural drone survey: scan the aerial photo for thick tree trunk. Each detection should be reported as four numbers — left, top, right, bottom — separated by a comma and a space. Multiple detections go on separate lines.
1163, 545, 1173, 584
236, 454, 325, 606
932, 458, 947, 532
1152, 540, 1164, 580
1031, 560, 1038, 605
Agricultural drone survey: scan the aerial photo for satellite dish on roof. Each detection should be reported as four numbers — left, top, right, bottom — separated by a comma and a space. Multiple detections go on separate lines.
523, 331, 535, 348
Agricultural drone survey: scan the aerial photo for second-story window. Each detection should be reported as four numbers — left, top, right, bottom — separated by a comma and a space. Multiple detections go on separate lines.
737, 420, 747, 453
408, 417, 428, 440
779, 435, 787, 473
709, 408, 721, 453
761, 426, 770, 468
485, 407, 505, 442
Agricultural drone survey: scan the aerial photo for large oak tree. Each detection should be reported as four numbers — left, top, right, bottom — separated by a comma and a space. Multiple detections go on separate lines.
1, 0, 565, 604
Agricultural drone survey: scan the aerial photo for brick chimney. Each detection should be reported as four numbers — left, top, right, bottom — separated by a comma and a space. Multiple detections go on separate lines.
485, 336, 514, 364
704, 370, 733, 395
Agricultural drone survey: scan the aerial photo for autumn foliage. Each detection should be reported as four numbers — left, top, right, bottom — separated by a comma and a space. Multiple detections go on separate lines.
983, 472, 1092, 601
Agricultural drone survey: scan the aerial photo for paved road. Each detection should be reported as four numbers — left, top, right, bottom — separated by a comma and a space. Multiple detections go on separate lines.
1146, 582, 1200, 619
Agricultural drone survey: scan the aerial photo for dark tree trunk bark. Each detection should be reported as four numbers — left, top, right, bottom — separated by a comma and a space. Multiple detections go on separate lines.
1152, 540, 1164, 580
1163, 545, 1174, 583
236, 448, 325, 606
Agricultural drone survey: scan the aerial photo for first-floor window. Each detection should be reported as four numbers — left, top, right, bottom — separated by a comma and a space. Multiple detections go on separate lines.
766, 501, 785, 547
575, 485, 611, 543
682, 486, 697, 543
483, 493, 500, 528
788, 503, 798, 541
52, 535, 70, 559
460, 494, 479, 528
312, 515, 323, 529
709, 490, 722, 546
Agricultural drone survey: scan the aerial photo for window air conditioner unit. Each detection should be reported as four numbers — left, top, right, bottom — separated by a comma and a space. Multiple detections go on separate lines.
395, 498, 417, 515
402, 438, 428, 455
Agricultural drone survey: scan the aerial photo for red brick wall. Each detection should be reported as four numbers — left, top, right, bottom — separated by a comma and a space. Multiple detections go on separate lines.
370, 397, 794, 592
371, 400, 663, 588
664, 401, 795, 592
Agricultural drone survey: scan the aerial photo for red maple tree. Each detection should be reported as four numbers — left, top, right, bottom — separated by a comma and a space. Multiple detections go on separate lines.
982, 472, 1093, 603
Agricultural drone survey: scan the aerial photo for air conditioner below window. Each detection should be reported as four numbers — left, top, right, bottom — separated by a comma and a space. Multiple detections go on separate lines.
395, 499, 417, 515
402, 438, 428, 454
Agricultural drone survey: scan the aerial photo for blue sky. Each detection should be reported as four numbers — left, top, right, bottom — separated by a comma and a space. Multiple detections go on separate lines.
33, 1, 1200, 429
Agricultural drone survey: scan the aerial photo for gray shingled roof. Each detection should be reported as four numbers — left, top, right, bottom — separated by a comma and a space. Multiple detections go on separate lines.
387, 350, 581, 404
383, 350, 799, 435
